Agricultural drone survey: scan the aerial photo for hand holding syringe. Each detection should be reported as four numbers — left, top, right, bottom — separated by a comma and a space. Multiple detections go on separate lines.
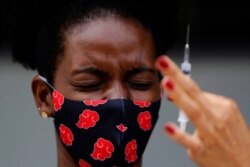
178, 25, 191, 131
155, 25, 249, 167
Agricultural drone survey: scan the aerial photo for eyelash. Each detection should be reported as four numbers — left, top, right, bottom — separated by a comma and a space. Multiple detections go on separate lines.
73, 81, 103, 92
72, 80, 153, 92
128, 81, 153, 90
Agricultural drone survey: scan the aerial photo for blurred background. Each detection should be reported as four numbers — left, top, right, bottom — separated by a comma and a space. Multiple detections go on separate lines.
0, 0, 249, 167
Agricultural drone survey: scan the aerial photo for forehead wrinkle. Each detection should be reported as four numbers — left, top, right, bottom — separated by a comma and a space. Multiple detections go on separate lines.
75, 41, 148, 70
80, 41, 137, 58
65, 40, 155, 78
80, 49, 151, 77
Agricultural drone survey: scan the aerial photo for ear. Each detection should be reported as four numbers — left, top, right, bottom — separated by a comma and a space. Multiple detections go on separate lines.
31, 75, 54, 118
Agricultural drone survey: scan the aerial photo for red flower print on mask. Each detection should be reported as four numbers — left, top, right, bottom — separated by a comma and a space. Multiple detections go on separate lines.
90, 138, 115, 161
76, 109, 100, 129
79, 159, 91, 167
125, 139, 138, 163
52, 90, 64, 111
133, 100, 151, 108
116, 123, 128, 132
137, 111, 152, 131
83, 100, 107, 107
59, 124, 74, 146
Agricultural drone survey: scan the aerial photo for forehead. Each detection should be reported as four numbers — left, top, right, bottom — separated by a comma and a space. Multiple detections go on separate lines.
62, 17, 156, 71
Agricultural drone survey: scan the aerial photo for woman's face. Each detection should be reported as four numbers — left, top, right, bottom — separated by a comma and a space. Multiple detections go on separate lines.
53, 17, 161, 101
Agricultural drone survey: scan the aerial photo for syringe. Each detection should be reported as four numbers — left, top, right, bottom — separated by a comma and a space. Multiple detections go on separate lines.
178, 24, 191, 131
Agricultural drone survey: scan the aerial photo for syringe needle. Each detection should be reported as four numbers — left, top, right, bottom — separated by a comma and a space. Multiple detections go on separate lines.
186, 24, 190, 45
184, 25, 190, 63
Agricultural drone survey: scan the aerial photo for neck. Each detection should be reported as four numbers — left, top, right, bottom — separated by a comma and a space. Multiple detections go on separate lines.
56, 135, 142, 167
134, 160, 142, 167
56, 135, 77, 167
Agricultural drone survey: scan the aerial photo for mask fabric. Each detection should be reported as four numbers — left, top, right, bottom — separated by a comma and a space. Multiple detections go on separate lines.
39, 76, 161, 167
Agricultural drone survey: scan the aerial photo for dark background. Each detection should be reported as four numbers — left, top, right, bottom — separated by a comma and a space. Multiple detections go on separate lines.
0, 0, 249, 50
177, 0, 250, 48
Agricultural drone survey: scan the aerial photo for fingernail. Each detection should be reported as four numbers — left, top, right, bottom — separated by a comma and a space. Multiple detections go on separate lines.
167, 96, 174, 102
157, 57, 169, 69
165, 124, 175, 135
165, 80, 174, 90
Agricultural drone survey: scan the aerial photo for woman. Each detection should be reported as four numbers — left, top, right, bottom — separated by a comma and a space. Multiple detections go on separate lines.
10, 0, 250, 167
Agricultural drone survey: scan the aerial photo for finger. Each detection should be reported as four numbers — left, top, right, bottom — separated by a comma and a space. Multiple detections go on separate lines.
164, 122, 204, 153
155, 55, 214, 118
204, 92, 236, 108
203, 92, 246, 132
155, 55, 200, 97
162, 76, 212, 131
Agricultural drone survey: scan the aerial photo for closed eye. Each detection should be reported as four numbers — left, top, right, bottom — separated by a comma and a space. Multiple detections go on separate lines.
71, 81, 104, 92
128, 80, 154, 90
126, 67, 157, 90
70, 67, 108, 92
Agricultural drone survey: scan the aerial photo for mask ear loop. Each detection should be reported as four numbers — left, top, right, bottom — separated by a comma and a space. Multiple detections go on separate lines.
38, 75, 55, 90
38, 75, 56, 118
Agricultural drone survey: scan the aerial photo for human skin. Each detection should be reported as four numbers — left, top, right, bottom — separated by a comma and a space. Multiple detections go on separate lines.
156, 56, 250, 167
31, 17, 161, 167
31, 11, 250, 167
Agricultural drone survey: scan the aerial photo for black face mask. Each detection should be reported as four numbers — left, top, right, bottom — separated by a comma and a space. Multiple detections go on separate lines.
39, 76, 161, 167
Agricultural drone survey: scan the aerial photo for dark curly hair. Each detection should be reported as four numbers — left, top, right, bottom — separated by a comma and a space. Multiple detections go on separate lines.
10, 0, 179, 83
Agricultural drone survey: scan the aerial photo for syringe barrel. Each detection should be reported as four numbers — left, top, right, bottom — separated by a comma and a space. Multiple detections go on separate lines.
181, 61, 191, 76
178, 110, 189, 122
178, 61, 191, 132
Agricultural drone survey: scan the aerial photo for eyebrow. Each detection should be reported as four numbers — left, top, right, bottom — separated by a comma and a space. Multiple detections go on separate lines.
71, 66, 156, 77
71, 67, 107, 76
126, 67, 157, 76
